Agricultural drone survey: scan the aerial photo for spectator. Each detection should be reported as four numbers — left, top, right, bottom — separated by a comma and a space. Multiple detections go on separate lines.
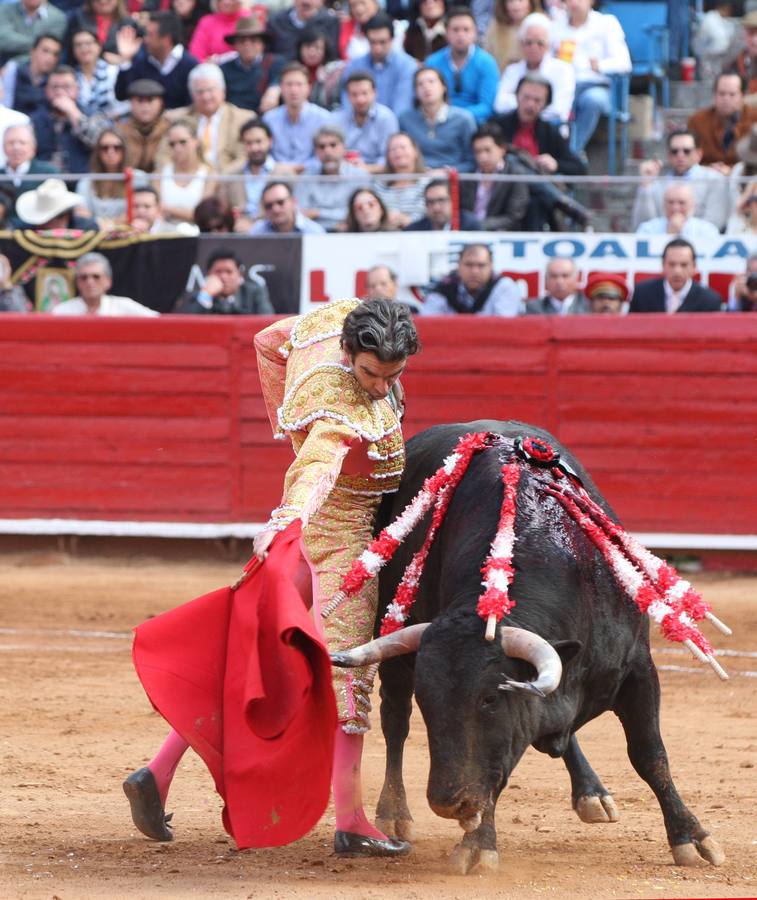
341, 13, 418, 118
115, 78, 170, 173
492, 73, 589, 230
631, 129, 729, 233
365, 263, 398, 299
188, 0, 249, 63
727, 123, 757, 230
0, 253, 29, 311
130, 184, 177, 232
329, 71, 398, 171
636, 183, 720, 241
266, 0, 340, 63
15, 176, 97, 230
722, 10, 757, 105
551, 0, 631, 153
688, 73, 757, 174
168, 62, 248, 169
176, 247, 274, 313
584, 271, 628, 315
2, 34, 62, 117
295, 125, 369, 230
71, 29, 122, 118
76, 127, 142, 227
373, 131, 428, 228
250, 179, 325, 233
483, 0, 539, 71
220, 16, 285, 114
524, 256, 590, 315
629, 238, 723, 314
0, 89, 30, 168
398, 65, 476, 171
404, 177, 482, 229
0, 123, 59, 227
154, 118, 216, 224
343, 186, 393, 231
31, 65, 106, 174
340, 0, 407, 62
404, 0, 448, 63
728, 252, 757, 310
0, 0, 67, 67
193, 194, 233, 232
421, 242, 521, 315
52, 252, 158, 316
263, 61, 331, 164
115, 12, 199, 111
171, 0, 211, 49
219, 119, 283, 230
493, 13, 575, 124
295, 24, 345, 111
426, 6, 499, 124
64, 0, 132, 62
460, 123, 528, 230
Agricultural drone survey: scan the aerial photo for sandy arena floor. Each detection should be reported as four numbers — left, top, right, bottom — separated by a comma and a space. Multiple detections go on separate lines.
1, 542, 756, 900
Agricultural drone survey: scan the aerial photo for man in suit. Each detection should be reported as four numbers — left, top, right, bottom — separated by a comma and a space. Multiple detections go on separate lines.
459, 122, 528, 231
405, 178, 482, 231
176, 248, 274, 315
525, 256, 590, 315
0, 122, 58, 226
629, 239, 723, 314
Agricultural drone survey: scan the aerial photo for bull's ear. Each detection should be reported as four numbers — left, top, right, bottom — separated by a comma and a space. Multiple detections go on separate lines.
552, 640, 582, 667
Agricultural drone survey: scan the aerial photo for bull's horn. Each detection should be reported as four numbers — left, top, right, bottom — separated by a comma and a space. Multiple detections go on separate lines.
497, 626, 562, 697
330, 623, 430, 668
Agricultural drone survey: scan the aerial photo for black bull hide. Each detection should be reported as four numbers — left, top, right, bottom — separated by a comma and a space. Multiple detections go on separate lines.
363, 421, 724, 873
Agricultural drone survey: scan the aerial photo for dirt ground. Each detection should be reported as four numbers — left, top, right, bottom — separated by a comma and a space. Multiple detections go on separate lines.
1, 540, 756, 900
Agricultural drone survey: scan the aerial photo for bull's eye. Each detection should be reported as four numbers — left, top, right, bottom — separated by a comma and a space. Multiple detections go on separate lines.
480, 693, 499, 711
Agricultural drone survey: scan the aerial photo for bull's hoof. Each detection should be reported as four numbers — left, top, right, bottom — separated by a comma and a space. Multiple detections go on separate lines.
575, 793, 619, 824
672, 836, 725, 868
375, 816, 415, 842
448, 844, 498, 875
471, 849, 499, 874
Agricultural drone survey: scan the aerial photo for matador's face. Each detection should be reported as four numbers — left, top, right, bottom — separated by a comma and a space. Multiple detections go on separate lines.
347, 351, 406, 402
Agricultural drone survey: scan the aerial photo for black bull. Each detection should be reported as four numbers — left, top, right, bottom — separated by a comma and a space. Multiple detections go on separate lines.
333, 421, 724, 874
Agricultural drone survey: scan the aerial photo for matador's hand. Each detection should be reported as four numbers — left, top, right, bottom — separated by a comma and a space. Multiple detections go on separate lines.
253, 529, 277, 561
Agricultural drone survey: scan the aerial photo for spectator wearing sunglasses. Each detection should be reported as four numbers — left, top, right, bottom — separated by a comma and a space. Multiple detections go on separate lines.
250, 180, 325, 233
52, 252, 158, 317
425, 6, 499, 124
631, 129, 729, 233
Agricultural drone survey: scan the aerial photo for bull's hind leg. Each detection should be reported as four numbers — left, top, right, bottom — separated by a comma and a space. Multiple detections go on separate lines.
375, 656, 416, 841
613, 659, 725, 866
564, 734, 619, 824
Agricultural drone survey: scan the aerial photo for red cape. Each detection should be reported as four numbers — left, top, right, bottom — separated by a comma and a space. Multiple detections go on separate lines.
132, 521, 337, 849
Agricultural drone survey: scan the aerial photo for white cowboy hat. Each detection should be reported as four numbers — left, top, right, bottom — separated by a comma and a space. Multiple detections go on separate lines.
16, 178, 84, 226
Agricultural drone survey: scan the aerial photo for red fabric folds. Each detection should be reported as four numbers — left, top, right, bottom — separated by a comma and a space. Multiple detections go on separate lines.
132, 520, 337, 849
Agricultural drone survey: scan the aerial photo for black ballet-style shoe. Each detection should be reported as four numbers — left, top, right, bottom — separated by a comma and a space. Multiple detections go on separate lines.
334, 830, 411, 858
123, 767, 174, 842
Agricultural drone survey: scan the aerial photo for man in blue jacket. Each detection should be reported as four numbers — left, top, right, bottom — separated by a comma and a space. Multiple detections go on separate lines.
425, 6, 499, 124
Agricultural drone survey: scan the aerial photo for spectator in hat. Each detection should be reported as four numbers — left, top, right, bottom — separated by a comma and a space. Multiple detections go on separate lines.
421, 242, 522, 315
525, 257, 590, 315
175, 247, 274, 314
0, 123, 59, 228
52, 252, 157, 317
15, 177, 97, 229
722, 10, 757, 105
2, 33, 62, 117
0, 0, 66, 67
636, 183, 720, 241
220, 16, 285, 114
629, 239, 723, 314
688, 73, 757, 174
583, 271, 628, 316
266, 0, 340, 63
188, 0, 251, 62
115, 11, 199, 110
115, 78, 171, 173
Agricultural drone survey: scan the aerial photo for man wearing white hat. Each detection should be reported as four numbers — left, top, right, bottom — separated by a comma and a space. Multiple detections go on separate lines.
15, 177, 96, 230
52, 252, 158, 317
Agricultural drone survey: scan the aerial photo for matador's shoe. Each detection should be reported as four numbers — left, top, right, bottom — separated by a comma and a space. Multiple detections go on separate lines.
334, 830, 411, 858
123, 767, 174, 842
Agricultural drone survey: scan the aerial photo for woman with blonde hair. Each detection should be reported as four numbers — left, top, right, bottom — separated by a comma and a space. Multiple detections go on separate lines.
373, 133, 429, 229
154, 119, 216, 225
483, 0, 541, 71
76, 128, 144, 227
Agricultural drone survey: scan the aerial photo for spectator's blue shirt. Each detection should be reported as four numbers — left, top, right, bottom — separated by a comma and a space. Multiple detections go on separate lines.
635, 216, 720, 241
250, 212, 326, 234
398, 104, 477, 172
425, 45, 499, 124
329, 102, 399, 166
341, 49, 418, 117
262, 101, 331, 164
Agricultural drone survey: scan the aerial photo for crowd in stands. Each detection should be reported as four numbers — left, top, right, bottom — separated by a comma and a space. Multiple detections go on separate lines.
0, 0, 756, 315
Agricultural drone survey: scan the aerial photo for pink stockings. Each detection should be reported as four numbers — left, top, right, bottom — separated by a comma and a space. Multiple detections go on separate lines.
332, 727, 386, 839
147, 729, 189, 807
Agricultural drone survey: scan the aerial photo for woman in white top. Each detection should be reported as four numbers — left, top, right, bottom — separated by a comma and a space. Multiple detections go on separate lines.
373, 133, 429, 229
75, 128, 147, 228
155, 120, 216, 225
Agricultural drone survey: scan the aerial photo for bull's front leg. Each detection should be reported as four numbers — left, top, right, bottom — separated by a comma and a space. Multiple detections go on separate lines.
448, 798, 499, 875
563, 733, 619, 824
375, 656, 416, 841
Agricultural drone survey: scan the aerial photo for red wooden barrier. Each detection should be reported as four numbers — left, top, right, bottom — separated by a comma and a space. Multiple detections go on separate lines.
1, 314, 756, 537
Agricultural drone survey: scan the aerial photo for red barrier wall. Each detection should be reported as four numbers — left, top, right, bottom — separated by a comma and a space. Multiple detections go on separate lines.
2, 314, 756, 535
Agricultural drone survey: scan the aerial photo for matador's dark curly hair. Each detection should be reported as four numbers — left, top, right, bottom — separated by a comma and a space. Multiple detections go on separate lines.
341, 298, 420, 363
